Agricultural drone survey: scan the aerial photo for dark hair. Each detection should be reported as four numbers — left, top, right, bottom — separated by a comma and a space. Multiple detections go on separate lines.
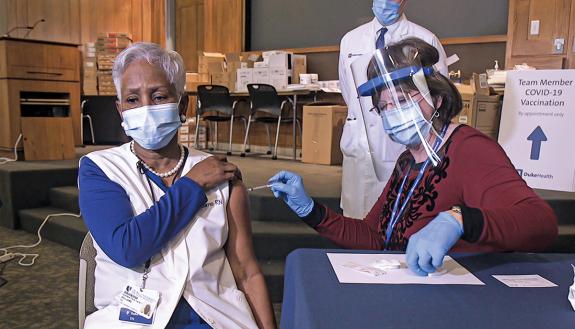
367, 38, 462, 127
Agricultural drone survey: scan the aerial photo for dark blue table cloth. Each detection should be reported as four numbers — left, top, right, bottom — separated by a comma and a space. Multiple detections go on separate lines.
280, 249, 575, 329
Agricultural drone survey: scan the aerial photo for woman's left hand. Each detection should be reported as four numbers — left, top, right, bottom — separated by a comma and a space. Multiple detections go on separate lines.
405, 211, 464, 276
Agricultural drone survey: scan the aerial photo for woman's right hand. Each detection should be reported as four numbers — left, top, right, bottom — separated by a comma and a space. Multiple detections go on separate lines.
185, 155, 240, 190
268, 171, 314, 218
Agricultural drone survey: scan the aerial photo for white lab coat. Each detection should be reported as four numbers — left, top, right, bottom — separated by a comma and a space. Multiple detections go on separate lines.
339, 15, 448, 219
82, 144, 258, 329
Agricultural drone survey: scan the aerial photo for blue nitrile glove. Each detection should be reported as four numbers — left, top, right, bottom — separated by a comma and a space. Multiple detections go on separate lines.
406, 211, 464, 276
268, 171, 314, 218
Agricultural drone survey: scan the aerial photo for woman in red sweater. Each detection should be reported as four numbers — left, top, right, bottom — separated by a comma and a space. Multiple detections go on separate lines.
269, 38, 557, 276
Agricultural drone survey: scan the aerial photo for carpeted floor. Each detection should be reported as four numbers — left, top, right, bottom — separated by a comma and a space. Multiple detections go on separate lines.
0, 226, 285, 329
0, 226, 78, 329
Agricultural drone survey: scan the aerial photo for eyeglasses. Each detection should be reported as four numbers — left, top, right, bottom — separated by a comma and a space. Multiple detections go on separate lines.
376, 92, 425, 113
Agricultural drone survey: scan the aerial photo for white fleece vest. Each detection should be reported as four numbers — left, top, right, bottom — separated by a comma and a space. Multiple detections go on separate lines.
82, 143, 258, 329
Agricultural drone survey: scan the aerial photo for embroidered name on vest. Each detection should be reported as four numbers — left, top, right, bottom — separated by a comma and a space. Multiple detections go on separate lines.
203, 199, 223, 208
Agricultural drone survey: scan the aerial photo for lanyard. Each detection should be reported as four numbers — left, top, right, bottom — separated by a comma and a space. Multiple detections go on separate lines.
133, 147, 188, 287
384, 124, 448, 249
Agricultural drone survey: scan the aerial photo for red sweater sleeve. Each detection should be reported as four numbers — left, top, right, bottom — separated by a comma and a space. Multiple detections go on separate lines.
312, 199, 385, 250
452, 129, 558, 251
303, 170, 403, 250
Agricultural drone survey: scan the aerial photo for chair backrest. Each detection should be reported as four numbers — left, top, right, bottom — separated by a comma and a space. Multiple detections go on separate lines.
247, 84, 283, 116
196, 85, 234, 116
78, 233, 97, 329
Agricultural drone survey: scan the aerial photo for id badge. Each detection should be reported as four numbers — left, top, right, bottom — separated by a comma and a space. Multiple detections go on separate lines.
118, 282, 160, 319
119, 308, 153, 325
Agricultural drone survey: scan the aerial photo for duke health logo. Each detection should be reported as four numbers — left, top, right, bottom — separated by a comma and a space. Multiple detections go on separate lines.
517, 168, 553, 180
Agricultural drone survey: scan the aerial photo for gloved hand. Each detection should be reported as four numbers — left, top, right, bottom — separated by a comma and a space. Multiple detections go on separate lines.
268, 171, 314, 218
406, 211, 463, 276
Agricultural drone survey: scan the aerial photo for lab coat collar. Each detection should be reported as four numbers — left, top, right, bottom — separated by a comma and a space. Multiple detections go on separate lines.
372, 14, 409, 37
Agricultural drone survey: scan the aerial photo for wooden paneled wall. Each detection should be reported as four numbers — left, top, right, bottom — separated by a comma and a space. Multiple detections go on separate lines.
0, 0, 79, 42
506, 0, 575, 69
176, 0, 205, 72
0, 0, 165, 45
1, 0, 243, 70
79, 0, 165, 45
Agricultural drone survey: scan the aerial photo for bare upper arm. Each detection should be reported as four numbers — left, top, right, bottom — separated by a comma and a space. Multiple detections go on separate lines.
225, 180, 259, 280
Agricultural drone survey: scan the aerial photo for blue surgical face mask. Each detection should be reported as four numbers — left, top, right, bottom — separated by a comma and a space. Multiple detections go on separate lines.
381, 102, 431, 147
121, 102, 182, 150
373, 0, 402, 26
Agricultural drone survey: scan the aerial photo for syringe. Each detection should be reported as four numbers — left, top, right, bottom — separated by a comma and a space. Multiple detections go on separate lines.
247, 184, 272, 192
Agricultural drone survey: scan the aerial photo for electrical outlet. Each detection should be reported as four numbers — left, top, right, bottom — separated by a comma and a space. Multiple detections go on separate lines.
530, 20, 540, 36
553, 38, 565, 54
0, 253, 15, 264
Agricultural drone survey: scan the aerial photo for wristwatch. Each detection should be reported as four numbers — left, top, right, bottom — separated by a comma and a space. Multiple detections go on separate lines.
450, 205, 462, 214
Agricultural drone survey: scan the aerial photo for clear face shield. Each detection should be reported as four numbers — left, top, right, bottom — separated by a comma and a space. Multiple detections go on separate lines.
350, 48, 444, 180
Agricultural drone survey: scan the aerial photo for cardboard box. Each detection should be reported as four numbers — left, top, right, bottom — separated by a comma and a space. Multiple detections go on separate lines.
211, 71, 234, 90
453, 91, 475, 125
252, 67, 270, 84
208, 61, 225, 74
269, 66, 288, 90
185, 73, 210, 91
198, 52, 225, 74
474, 94, 502, 139
226, 52, 242, 63
471, 73, 491, 96
236, 68, 253, 92
95, 37, 131, 48
227, 61, 243, 73
302, 104, 348, 165
452, 85, 502, 139
292, 55, 307, 84
97, 32, 132, 39
180, 118, 207, 149
267, 53, 290, 68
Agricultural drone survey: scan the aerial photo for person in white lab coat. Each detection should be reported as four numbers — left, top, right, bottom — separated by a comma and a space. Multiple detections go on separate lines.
339, 0, 448, 218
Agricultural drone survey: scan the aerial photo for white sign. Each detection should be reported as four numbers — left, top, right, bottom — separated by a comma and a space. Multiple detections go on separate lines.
498, 70, 575, 192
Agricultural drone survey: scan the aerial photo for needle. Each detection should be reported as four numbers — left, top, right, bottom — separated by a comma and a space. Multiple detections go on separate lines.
247, 184, 272, 192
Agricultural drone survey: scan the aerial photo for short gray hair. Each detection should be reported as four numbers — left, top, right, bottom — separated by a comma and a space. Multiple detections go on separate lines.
112, 42, 186, 99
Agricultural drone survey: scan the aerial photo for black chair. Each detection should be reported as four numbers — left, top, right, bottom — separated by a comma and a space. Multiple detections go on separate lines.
195, 85, 248, 155
81, 100, 95, 144
241, 84, 301, 160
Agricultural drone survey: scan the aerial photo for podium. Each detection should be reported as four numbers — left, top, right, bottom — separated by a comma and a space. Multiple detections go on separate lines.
0, 37, 81, 160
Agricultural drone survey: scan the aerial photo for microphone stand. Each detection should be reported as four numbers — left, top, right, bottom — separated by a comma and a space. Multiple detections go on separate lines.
2, 26, 32, 38
22, 19, 46, 38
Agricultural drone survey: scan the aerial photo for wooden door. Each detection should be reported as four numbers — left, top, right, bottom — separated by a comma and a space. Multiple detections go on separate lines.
176, 0, 205, 72
506, 0, 572, 68
175, 0, 244, 72
203, 0, 244, 53
142, 0, 166, 47
80, 0, 144, 43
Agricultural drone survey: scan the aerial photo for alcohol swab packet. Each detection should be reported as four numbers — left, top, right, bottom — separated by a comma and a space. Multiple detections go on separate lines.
369, 259, 401, 271
428, 267, 448, 277
341, 261, 386, 277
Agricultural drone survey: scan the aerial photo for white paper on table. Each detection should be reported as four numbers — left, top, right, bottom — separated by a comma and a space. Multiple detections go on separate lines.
492, 275, 558, 288
327, 253, 484, 285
